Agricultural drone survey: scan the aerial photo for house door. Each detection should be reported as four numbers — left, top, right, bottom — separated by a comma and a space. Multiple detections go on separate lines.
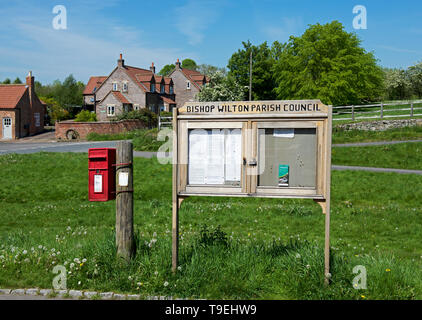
2, 118, 12, 139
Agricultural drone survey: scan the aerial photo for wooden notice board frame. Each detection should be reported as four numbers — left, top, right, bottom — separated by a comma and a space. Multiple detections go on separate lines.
172, 100, 332, 283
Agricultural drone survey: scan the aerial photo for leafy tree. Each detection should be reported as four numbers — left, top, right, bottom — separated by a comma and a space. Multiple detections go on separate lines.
39, 96, 70, 123
13, 77, 22, 84
181, 58, 198, 71
158, 64, 175, 76
272, 21, 384, 105
196, 70, 246, 102
408, 62, 422, 98
383, 68, 411, 100
197, 64, 226, 77
227, 40, 276, 100
2, 78, 11, 84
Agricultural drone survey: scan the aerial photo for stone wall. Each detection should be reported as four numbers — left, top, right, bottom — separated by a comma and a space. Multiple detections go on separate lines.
55, 119, 146, 140
335, 119, 422, 131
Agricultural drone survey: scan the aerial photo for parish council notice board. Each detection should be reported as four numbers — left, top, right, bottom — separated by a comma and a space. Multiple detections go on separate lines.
188, 129, 241, 185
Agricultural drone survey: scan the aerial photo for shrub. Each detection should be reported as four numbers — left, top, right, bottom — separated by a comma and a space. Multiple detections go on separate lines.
74, 110, 97, 122
115, 109, 158, 128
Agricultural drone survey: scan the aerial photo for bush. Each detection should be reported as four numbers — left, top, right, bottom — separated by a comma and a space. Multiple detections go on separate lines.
74, 110, 97, 122
115, 109, 158, 128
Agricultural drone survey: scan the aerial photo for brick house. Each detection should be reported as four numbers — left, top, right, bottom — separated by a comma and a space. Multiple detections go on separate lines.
168, 59, 210, 108
83, 54, 176, 121
0, 72, 44, 140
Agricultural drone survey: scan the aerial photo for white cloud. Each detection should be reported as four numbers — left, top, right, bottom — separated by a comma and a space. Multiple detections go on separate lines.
261, 17, 304, 42
174, 0, 223, 46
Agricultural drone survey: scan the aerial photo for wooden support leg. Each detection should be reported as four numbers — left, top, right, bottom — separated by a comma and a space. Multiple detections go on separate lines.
324, 201, 331, 285
172, 195, 179, 273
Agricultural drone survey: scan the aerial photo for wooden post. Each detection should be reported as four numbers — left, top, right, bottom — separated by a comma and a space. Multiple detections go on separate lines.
411, 102, 414, 117
172, 107, 179, 273
351, 105, 355, 121
380, 103, 384, 119
116, 141, 136, 261
324, 106, 333, 285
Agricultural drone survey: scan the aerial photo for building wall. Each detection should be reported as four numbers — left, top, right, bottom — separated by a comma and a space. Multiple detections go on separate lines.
28, 91, 45, 136
0, 110, 16, 140
170, 69, 200, 108
96, 93, 123, 121
55, 119, 147, 140
95, 66, 146, 107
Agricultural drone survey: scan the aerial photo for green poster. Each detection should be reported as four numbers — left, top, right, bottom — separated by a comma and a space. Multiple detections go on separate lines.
278, 165, 289, 187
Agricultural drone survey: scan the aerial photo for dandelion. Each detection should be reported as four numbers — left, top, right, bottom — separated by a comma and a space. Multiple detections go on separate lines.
386, 268, 391, 272
177, 266, 182, 271
22, 250, 27, 255
361, 295, 366, 299
164, 281, 169, 287
137, 282, 143, 286
128, 276, 133, 281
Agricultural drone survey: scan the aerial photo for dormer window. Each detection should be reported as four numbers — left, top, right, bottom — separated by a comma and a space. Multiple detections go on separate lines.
169, 85, 174, 94
160, 84, 165, 93
122, 82, 128, 93
186, 81, 191, 90
112, 82, 118, 91
151, 83, 155, 92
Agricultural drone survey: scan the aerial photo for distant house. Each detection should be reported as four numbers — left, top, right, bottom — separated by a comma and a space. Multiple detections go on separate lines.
0, 72, 44, 139
83, 54, 176, 121
168, 59, 210, 108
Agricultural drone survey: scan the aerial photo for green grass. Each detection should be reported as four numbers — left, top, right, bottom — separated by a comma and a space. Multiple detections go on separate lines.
0, 152, 422, 299
332, 125, 422, 144
332, 142, 422, 170
87, 128, 167, 152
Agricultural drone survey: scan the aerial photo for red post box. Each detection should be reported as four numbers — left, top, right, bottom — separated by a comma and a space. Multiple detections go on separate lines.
88, 148, 116, 201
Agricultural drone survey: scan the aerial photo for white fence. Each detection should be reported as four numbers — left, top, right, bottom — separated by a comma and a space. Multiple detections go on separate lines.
333, 100, 422, 121
158, 116, 173, 131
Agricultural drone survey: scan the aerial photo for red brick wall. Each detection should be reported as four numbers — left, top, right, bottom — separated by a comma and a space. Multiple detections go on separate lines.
55, 119, 147, 140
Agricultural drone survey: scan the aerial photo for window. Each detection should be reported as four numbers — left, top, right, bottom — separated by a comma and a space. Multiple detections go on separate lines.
169, 85, 174, 94
34, 113, 40, 127
90, 97, 94, 103
112, 83, 118, 91
150, 83, 155, 92
122, 82, 128, 92
134, 104, 140, 111
107, 105, 115, 116
160, 84, 165, 93
186, 81, 191, 89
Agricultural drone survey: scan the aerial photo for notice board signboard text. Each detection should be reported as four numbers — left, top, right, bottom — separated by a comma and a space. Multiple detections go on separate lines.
172, 100, 332, 283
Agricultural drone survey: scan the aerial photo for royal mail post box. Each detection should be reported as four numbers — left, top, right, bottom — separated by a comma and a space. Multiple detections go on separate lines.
88, 148, 116, 201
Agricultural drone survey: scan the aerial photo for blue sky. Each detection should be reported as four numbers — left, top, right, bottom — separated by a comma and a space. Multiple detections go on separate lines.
0, 0, 421, 84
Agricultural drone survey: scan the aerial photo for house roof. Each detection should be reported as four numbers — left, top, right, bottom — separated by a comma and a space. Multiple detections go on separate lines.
171, 67, 209, 90
0, 85, 27, 109
112, 91, 131, 104
161, 96, 176, 104
83, 76, 107, 95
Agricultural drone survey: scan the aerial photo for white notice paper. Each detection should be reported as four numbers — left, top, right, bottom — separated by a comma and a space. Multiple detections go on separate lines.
188, 130, 208, 184
118, 172, 129, 187
225, 129, 241, 182
205, 129, 225, 185
274, 128, 295, 138
94, 175, 102, 193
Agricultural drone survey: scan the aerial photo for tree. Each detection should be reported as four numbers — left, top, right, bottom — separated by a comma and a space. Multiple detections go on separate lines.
227, 41, 276, 100
272, 21, 384, 105
408, 62, 422, 98
13, 77, 22, 84
181, 58, 198, 71
197, 64, 226, 77
383, 68, 411, 100
158, 64, 175, 76
196, 70, 246, 102
2, 78, 11, 84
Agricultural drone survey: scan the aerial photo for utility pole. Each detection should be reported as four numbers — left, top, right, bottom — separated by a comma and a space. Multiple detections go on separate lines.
249, 50, 252, 101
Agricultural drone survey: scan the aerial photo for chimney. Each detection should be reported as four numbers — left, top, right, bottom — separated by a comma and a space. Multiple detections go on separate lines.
150, 62, 155, 74
175, 58, 181, 69
26, 71, 34, 107
118, 53, 125, 67
26, 71, 34, 88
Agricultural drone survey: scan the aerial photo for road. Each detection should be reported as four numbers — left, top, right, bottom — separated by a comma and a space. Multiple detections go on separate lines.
1, 139, 421, 175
